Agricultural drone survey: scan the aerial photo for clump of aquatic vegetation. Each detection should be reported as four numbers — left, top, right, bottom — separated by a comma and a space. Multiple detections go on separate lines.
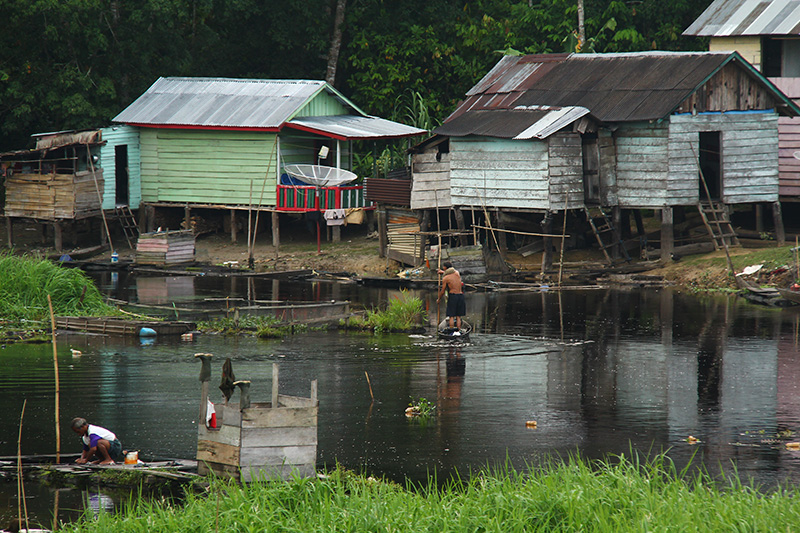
346, 290, 426, 333
0, 253, 117, 332
406, 397, 435, 421
62, 452, 800, 532
198, 314, 309, 337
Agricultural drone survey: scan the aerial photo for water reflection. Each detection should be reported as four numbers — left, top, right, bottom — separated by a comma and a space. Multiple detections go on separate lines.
3, 278, 800, 526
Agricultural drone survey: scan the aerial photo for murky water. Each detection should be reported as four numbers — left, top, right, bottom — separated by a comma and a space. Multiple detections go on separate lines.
3, 273, 800, 527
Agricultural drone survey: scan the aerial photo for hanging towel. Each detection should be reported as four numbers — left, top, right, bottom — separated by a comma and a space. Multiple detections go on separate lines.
206, 399, 217, 428
324, 209, 346, 226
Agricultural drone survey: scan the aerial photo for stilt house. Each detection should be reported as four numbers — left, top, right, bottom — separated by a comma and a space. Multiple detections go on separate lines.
414, 51, 800, 264
684, 0, 800, 202
112, 78, 425, 245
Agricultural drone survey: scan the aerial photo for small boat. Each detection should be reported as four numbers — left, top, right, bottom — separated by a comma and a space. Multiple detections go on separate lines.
55, 316, 196, 336
438, 318, 471, 341
734, 275, 783, 305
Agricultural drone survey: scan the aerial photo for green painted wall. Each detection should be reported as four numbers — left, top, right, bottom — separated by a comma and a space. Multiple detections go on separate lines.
294, 90, 349, 118
140, 129, 278, 205
100, 125, 141, 209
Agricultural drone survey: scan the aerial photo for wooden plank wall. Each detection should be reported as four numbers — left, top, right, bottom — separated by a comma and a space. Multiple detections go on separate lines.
615, 123, 670, 208
669, 113, 778, 204
100, 125, 141, 209
5, 170, 104, 219
140, 129, 278, 206
778, 116, 800, 196
449, 137, 549, 210
710, 36, 762, 72
676, 62, 778, 114
598, 129, 618, 206
411, 148, 451, 209
547, 132, 584, 210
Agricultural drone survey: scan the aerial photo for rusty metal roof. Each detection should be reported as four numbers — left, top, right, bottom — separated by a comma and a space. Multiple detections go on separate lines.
445, 51, 799, 125
435, 106, 589, 139
684, 0, 800, 37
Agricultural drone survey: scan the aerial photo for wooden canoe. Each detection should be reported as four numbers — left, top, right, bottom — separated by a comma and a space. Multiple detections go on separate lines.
438, 319, 472, 341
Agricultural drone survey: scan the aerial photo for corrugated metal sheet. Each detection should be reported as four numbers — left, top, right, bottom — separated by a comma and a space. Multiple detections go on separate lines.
365, 178, 411, 206
114, 77, 348, 129
684, 0, 800, 37
434, 106, 589, 139
287, 115, 426, 140
445, 51, 798, 125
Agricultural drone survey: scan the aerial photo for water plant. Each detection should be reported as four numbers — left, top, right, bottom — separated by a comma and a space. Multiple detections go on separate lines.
60, 452, 800, 532
198, 314, 310, 338
406, 396, 436, 421
0, 253, 117, 326
353, 290, 426, 333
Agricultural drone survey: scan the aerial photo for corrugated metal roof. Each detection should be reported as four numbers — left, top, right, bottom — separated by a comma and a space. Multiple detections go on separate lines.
113, 77, 354, 129
434, 106, 589, 139
287, 115, 426, 140
684, 0, 800, 37
445, 51, 799, 126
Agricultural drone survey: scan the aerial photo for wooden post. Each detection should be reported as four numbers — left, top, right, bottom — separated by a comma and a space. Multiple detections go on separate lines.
53, 222, 63, 252
272, 363, 279, 408
612, 206, 622, 260
230, 209, 237, 244
661, 206, 674, 261
773, 201, 786, 245
184, 205, 191, 234
419, 210, 430, 265
271, 211, 280, 248
5, 216, 12, 248
332, 225, 341, 242
495, 211, 508, 256
454, 207, 466, 246
377, 208, 388, 258
541, 213, 553, 274
755, 204, 764, 234
146, 205, 156, 233
195, 353, 213, 429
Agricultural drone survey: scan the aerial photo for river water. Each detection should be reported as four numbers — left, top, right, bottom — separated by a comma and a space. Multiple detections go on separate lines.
2, 273, 800, 526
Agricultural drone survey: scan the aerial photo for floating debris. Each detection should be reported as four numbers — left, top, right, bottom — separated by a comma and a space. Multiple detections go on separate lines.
686, 436, 700, 444
526, 420, 538, 429
785, 442, 800, 451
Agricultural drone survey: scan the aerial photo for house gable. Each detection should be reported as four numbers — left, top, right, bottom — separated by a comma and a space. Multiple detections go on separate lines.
675, 61, 783, 114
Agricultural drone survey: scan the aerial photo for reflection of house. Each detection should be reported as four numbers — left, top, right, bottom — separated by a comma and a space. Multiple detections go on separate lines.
684, 0, 800, 201
413, 51, 799, 268
113, 78, 425, 245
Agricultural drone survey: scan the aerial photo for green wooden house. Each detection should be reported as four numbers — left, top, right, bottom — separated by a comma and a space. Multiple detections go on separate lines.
113, 77, 425, 243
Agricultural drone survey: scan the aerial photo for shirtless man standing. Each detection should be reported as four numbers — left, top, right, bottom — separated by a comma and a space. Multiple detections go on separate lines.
437, 262, 465, 329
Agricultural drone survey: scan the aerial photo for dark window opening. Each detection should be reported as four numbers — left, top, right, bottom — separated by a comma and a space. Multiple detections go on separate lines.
115, 145, 129, 205
582, 133, 600, 204
762, 37, 782, 77
699, 131, 721, 201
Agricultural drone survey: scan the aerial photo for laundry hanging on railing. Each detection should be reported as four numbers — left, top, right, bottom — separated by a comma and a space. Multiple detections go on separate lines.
324, 209, 346, 226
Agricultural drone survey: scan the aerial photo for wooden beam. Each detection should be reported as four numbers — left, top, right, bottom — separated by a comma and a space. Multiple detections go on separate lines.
660, 207, 674, 261
773, 201, 786, 245
271, 211, 280, 248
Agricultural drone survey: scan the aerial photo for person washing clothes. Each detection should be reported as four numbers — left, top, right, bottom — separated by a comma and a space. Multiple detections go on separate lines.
71, 417, 122, 465
437, 261, 466, 329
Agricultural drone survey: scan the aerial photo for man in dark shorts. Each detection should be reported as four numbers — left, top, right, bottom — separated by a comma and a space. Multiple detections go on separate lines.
437, 262, 465, 329
71, 417, 123, 465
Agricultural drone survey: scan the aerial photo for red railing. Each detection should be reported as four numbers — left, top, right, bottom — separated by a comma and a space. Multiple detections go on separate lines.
276, 184, 374, 212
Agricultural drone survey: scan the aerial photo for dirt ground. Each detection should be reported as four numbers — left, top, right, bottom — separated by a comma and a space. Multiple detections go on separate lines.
1, 217, 793, 289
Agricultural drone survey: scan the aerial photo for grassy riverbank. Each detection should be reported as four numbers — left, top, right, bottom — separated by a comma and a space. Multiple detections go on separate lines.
61, 453, 800, 532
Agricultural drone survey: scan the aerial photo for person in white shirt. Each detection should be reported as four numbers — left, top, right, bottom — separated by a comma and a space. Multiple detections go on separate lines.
71, 417, 122, 465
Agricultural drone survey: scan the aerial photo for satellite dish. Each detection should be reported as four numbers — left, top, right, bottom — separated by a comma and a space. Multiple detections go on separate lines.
283, 164, 357, 187
794, 151, 800, 160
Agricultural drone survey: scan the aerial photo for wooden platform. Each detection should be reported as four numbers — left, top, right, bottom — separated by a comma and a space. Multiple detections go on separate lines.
56, 316, 196, 336
136, 230, 196, 266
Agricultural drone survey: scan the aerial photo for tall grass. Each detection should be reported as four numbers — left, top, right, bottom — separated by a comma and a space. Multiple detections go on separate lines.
61, 452, 800, 532
0, 253, 115, 323
355, 290, 426, 333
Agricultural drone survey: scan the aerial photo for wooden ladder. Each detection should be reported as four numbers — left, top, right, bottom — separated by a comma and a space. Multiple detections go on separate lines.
697, 201, 739, 250
584, 206, 631, 266
115, 205, 139, 248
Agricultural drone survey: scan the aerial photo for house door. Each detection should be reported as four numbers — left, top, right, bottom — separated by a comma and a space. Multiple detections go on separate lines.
582, 133, 600, 204
115, 145, 129, 205
698, 131, 721, 201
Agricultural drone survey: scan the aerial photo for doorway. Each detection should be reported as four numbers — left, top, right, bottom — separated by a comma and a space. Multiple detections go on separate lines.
582, 133, 600, 204
698, 131, 721, 201
115, 145, 129, 205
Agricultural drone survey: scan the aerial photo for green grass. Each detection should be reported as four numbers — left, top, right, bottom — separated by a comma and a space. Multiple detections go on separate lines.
198, 314, 310, 337
348, 290, 426, 333
60, 452, 800, 532
0, 253, 117, 329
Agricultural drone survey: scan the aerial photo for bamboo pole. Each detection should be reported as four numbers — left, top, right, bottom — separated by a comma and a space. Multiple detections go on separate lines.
364, 371, 374, 402
17, 399, 28, 533
250, 138, 280, 268
470, 224, 568, 238
85, 144, 113, 251
47, 294, 61, 463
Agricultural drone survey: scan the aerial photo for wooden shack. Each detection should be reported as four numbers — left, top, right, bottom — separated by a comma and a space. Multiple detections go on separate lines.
135, 229, 196, 265
195, 357, 318, 481
417, 51, 800, 268
2, 130, 104, 251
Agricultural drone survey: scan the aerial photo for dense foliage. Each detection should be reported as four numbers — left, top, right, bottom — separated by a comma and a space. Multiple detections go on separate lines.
0, 253, 115, 323
62, 453, 800, 532
0, 0, 711, 150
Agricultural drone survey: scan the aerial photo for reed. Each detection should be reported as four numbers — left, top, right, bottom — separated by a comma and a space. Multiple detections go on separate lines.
361, 290, 426, 333
61, 452, 800, 532
0, 253, 115, 324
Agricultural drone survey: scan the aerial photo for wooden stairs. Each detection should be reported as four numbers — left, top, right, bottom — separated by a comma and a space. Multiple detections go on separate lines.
115, 205, 139, 248
697, 201, 739, 250
584, 206, 631, 266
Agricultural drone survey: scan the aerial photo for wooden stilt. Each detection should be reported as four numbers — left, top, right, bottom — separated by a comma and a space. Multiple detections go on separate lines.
271, 211, 280, 248
612, 206, 622, 260
541, 214, 553, 273
53, 222, 63, 252
773, 201, 786, 245
755, 204, 763, 234
6, 216, 13, 247
230, 210, 237, 244
660, 206, 674, 261
377, 209, 388, 258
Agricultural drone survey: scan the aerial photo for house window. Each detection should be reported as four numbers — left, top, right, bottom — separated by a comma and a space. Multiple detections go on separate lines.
582, 133, 600, 204
762, 37, 782, 77
699, 131, 721, 201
